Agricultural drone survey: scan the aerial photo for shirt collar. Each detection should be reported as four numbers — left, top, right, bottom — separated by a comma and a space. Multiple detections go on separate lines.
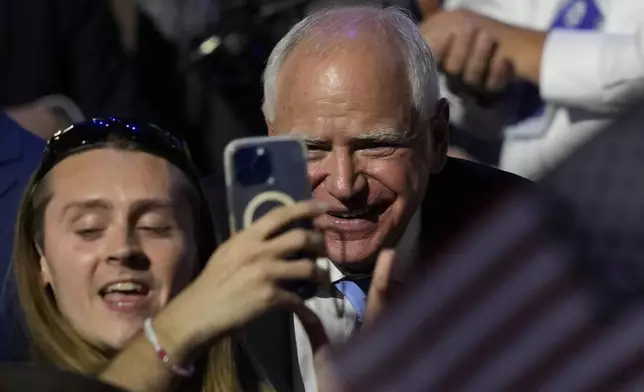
318, 208, 422, 284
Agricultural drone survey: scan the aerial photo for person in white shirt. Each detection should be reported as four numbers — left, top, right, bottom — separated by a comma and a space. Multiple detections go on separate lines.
257, 5, 530, 391
420, 0, 644, 179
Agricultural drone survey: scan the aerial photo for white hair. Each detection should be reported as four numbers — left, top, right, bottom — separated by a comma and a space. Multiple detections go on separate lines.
261, 6, 440, 129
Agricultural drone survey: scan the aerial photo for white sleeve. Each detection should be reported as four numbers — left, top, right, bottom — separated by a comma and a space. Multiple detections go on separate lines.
540, 28, 644, 114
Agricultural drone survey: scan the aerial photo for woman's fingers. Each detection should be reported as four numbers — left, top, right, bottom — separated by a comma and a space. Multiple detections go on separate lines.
249, 260, 328, 313
250, 201, 328, 239
212, 202, 327, 268
263, 229, 326, 258
261, 260, 329, 283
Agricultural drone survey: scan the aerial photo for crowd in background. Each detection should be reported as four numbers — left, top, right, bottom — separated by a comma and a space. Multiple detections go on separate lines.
2, 0, 644, 391
4, 0, 643, 175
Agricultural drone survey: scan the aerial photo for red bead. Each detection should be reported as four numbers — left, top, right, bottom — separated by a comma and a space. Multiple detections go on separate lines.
158, 348, 170, 363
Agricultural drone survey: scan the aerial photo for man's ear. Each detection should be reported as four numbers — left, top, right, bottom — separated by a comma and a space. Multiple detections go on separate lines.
429, 98, 449, 174
36, 243, 52, 287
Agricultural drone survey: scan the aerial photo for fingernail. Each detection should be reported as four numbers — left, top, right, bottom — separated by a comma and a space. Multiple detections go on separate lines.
313, 201, 329, 211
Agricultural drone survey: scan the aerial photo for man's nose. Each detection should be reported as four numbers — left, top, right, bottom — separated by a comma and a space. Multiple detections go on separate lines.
324, 149, 367, 201
105, 228, 149, 270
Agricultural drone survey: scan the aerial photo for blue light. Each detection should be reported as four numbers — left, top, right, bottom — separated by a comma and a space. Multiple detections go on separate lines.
91, 118, 109, 127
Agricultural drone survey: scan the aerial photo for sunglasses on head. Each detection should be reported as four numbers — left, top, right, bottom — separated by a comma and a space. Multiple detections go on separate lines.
33, 117, 200, 185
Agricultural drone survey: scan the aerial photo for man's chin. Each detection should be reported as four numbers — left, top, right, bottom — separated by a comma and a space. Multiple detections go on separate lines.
325, 239, 381, 272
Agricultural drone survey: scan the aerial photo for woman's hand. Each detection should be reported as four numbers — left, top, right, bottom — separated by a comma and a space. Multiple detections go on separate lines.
100, 202, 329, 392
167, 201, 330, 352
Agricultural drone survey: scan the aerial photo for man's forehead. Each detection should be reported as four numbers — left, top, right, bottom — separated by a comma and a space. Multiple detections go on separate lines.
271, 31, 413, 140
274, 52, 410, 122
276, 34, 408, 97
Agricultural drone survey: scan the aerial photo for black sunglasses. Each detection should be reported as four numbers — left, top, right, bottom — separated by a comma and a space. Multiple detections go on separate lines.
33, 117, 201, 186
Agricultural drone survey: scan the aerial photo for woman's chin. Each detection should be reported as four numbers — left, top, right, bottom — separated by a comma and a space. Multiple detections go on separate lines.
91, 321, 146, 351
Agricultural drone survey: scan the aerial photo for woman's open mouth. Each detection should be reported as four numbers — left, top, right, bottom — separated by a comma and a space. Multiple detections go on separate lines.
98, 280, 152, 313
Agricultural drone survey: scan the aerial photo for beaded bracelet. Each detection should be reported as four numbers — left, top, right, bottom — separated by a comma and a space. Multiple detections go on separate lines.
143, 318, 195, 377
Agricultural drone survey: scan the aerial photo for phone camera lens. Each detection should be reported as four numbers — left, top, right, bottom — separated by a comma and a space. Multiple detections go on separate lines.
235, 146, 273, 186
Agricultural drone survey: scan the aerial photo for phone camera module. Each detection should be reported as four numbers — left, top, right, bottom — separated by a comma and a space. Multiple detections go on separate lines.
234, 146, 273, 186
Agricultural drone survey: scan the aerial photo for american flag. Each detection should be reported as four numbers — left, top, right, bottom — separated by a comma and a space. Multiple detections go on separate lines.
331, 106, 644, 392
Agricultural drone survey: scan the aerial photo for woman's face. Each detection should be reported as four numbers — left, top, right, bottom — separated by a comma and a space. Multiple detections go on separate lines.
39, 148, 199, 350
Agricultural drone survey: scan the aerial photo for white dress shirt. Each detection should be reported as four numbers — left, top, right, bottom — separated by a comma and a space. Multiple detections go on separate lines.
293, 210, 422, 392
442, 0, 644, 179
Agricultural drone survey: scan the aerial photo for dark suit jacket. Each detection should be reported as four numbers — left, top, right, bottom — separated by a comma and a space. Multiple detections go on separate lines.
202, 157, 531, 392
0, 113, 45, 362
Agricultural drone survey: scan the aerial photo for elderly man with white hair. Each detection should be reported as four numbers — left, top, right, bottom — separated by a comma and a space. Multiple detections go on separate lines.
225, 5, 531, 392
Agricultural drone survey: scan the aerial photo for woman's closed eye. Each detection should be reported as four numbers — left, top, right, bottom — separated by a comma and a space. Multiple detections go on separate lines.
74, 227, 105, 240
138, 225, 173, 237
136, 208, 177, 238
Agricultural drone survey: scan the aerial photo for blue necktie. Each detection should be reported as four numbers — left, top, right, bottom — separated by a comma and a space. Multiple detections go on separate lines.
511, 0, 603, 125
335, 279, 369, 322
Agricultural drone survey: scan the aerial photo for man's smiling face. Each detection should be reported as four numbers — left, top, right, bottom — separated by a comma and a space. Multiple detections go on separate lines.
268, 36, 438, 269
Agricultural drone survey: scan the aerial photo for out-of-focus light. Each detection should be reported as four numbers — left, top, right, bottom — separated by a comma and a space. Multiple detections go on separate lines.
198, 36, 221, 56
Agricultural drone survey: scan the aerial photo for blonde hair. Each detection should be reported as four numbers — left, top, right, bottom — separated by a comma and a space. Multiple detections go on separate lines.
13, 142, 273, 392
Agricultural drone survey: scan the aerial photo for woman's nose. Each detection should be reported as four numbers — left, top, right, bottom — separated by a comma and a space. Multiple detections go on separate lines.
105, 228, 149, 270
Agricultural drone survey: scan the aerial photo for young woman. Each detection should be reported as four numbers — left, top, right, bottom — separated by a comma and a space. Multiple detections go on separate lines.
12, 117, 331, 391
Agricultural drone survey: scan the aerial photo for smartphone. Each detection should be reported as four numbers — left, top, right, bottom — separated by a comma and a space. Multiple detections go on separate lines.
223, 136, 318, 299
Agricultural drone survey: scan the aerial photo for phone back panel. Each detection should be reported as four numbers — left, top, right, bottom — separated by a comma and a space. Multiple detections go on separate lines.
224, 136, 312, 234
224, 136, 317, 298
